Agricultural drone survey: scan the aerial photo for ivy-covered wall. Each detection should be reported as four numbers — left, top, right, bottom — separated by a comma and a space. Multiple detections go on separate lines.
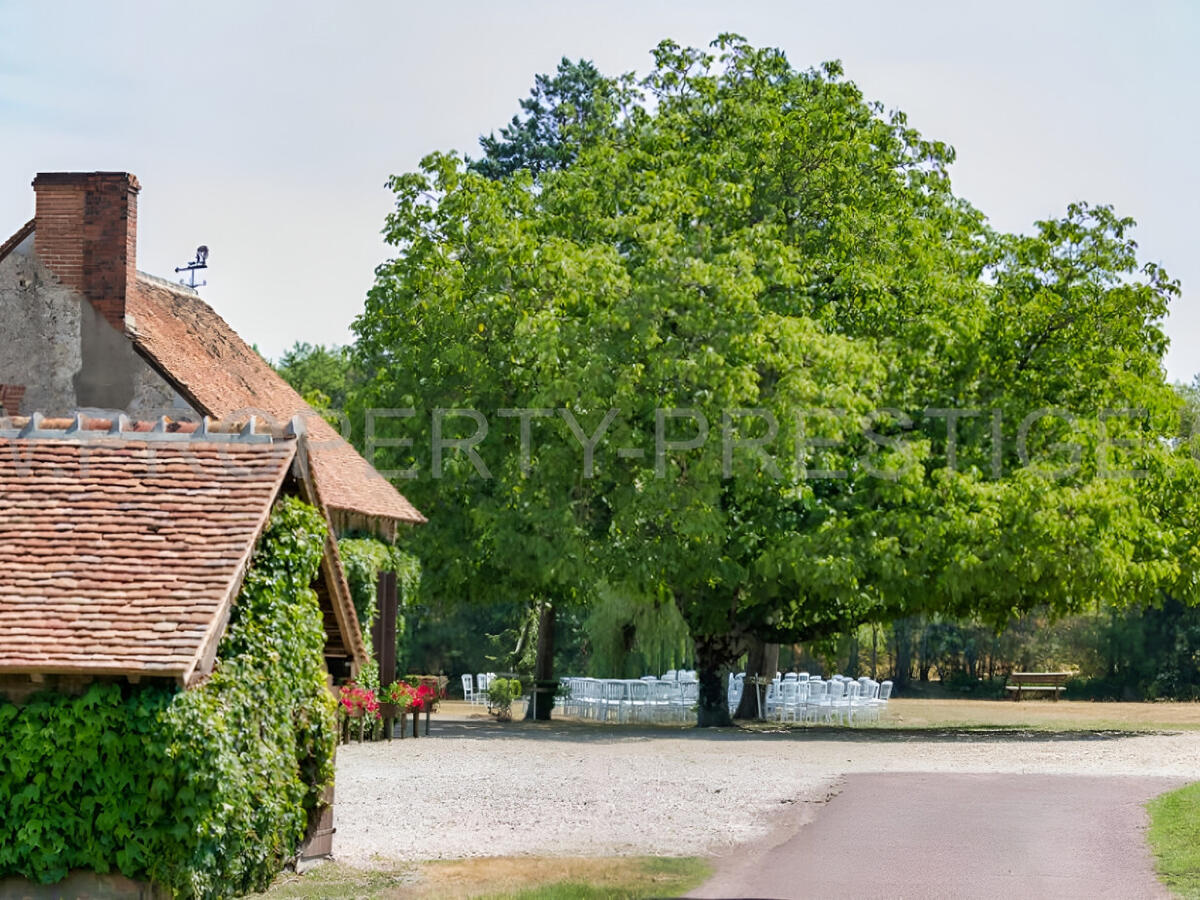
0, 496, 337, 898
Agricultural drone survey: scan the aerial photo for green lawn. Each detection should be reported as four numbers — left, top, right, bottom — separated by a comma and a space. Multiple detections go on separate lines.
1148, 782, 1200, 898
478, 858, 710, 899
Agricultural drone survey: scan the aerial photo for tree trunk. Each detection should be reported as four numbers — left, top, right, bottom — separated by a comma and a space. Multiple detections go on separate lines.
734, 637, 779, 720
527, 601, 556, 721
510, 602, 536, 670
917, 621, 932, 682
892, 619, 912, 689
694, 632, 739, 727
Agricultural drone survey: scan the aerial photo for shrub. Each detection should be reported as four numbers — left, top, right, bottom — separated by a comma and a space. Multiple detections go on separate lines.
486, 677, 524, 721
940, 671, 1007, 699
0, 496, 336, 898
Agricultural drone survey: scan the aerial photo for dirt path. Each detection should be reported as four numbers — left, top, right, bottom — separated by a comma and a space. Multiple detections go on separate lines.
690, 773, 1181, 899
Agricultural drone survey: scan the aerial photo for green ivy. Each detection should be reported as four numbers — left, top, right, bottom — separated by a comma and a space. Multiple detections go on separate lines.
0, 496, 336, 898
338, 536, 421, 667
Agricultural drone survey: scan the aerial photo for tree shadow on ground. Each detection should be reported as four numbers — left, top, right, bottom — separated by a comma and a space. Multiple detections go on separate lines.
422, 716, 1164, 745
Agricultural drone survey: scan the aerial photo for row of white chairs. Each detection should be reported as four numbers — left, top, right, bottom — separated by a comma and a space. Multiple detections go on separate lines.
557, 677, 699, 724
461, 672, 496, 706
729, 673, 893, 724
466, 670, 892, 726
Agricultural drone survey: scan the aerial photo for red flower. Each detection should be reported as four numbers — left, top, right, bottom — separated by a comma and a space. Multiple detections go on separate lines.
338, 681, 380, 717
411, 683, 438, 711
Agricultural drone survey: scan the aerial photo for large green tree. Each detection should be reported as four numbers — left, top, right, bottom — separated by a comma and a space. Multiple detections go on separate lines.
356, 35, 1197, 725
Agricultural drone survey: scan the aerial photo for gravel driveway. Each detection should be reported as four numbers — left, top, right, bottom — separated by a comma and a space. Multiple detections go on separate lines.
331, 712, 1200, 866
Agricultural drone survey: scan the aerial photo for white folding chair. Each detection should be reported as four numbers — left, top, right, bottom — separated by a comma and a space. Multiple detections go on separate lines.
678, 681, 698, 721
580, 681, 600, 724
600, 680, 626, 722
803, 679, 825, 722
855, 679, 880, 723
650, 680, 673, 723
727, 674, 744, 716
871, 680, 893, 720
626, 679, 652, 722
475, 673, 490, 705
776, 680, 802, 723
813, 679, 845, 723
558, 678, 577, 717
825, 679, 846, 723
461, 673, 474, 704
764, 680, 781, 719
840, 680, 861, 725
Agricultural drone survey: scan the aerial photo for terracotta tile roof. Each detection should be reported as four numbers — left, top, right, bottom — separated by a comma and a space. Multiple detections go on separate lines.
125, 274, 425, 527
0, 432, 295, 682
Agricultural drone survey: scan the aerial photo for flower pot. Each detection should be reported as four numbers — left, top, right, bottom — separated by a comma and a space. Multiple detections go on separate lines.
379, 702, 403, 740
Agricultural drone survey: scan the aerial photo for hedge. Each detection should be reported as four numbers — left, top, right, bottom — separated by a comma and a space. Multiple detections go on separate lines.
0, 496, 337, 898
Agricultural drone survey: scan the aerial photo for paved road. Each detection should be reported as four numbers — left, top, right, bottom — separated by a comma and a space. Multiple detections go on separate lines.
691, 773, 1180, 900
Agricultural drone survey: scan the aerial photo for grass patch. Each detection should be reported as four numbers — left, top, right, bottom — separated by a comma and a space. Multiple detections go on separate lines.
432, 856, 710, 899
257, 856, 710, 899
255, 861, 413, 897
863, 698, 1200, 733
1148, 782, 1200, 898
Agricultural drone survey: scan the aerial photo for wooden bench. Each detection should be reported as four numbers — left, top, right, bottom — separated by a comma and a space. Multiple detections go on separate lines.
1005, 672, 1071, 701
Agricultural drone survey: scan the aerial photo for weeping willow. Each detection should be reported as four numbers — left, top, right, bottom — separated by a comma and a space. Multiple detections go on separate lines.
584, 586, 693, 677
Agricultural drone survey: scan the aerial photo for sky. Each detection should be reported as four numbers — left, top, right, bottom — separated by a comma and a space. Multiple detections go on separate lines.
1, 1, 1197, 378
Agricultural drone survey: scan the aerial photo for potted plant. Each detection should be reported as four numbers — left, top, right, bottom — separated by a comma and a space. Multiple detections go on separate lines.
337, 681, 379, 742
380, 681, 415, 740
410, 680, 440, 736
486, 677, 523, 722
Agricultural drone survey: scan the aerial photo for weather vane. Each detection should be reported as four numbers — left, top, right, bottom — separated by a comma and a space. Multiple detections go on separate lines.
175, 245, 209, 289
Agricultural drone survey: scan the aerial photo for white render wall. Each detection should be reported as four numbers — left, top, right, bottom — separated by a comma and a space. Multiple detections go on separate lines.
0, 232, 194, 419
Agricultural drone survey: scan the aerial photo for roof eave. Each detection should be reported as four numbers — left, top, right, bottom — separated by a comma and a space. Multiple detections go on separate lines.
0, 219, 34, 266
0, 663, 186, 682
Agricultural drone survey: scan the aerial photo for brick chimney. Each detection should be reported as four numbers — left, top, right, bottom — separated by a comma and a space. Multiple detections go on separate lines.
32, 172, 140, 332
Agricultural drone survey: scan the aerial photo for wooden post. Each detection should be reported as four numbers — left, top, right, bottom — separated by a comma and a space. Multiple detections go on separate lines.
372, 571, 399, 689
